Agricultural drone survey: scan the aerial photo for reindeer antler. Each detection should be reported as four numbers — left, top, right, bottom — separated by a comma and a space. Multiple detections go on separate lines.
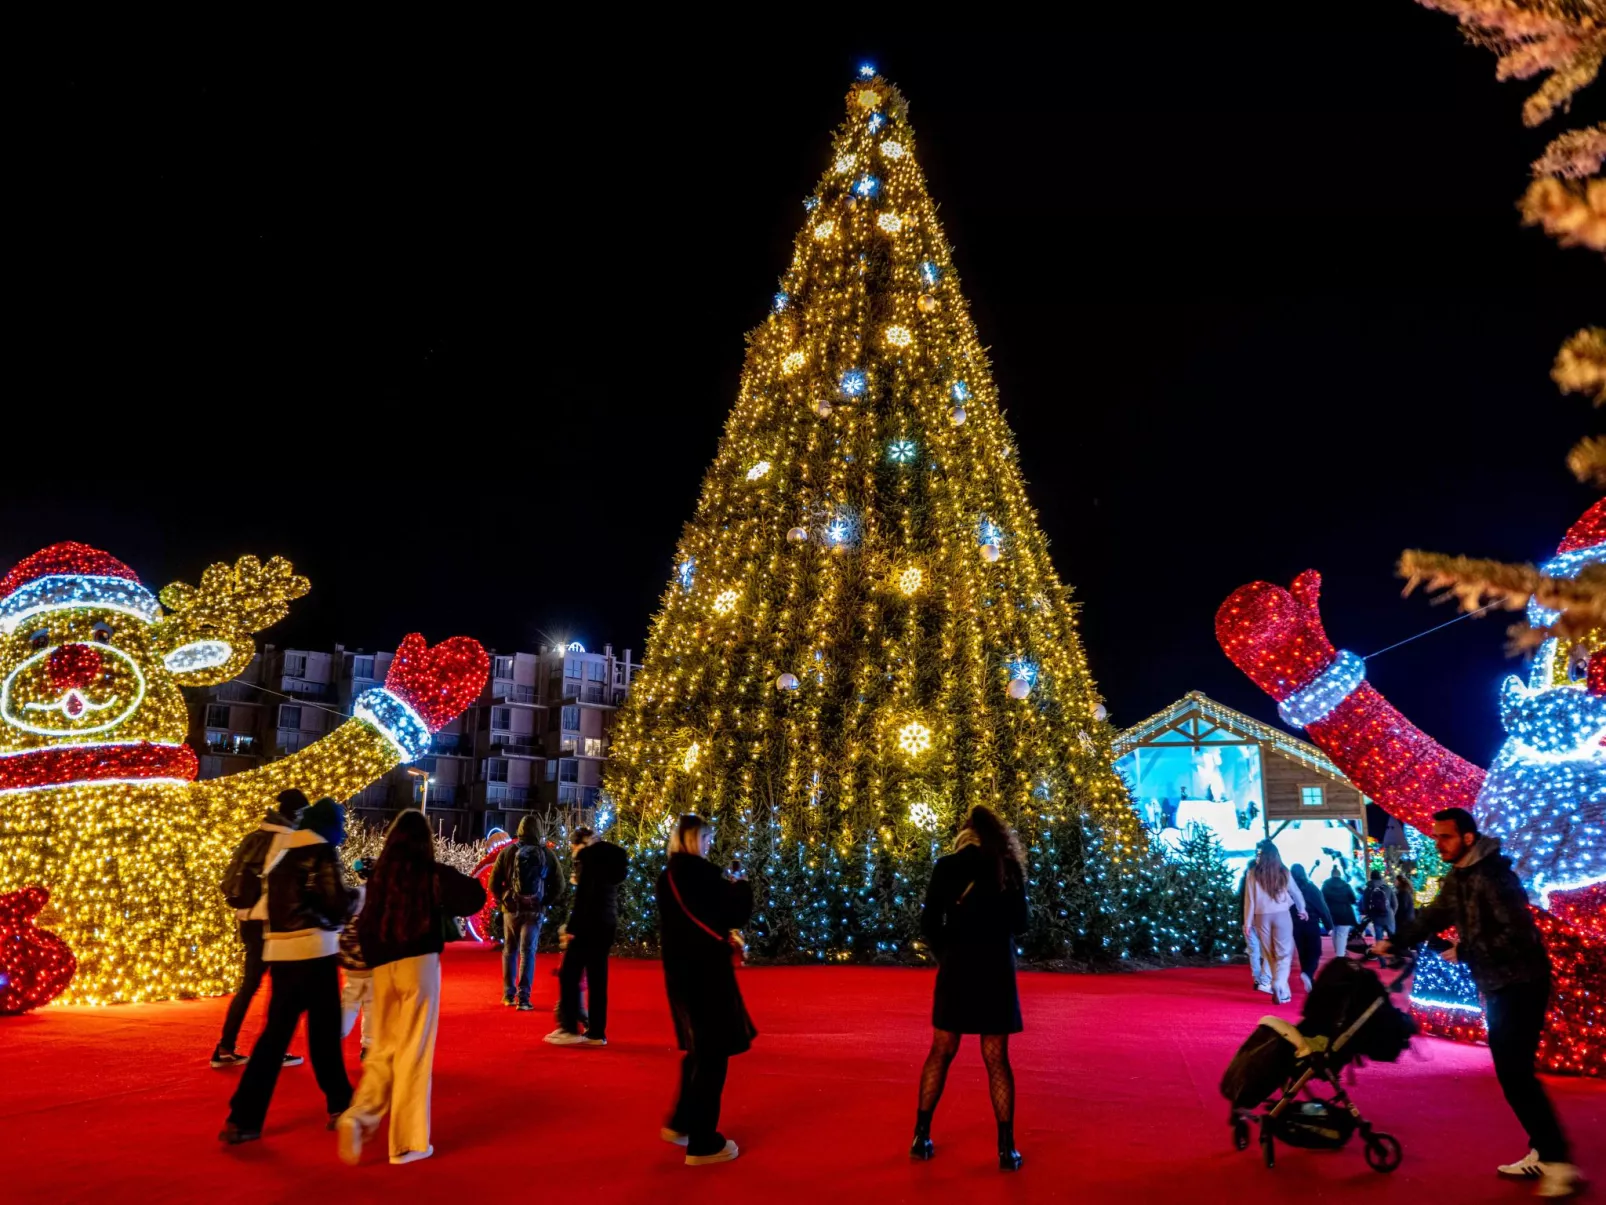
159, 555, 311, 634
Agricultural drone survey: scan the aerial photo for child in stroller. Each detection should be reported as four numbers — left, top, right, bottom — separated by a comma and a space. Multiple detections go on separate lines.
1220, 944, 1417, 1172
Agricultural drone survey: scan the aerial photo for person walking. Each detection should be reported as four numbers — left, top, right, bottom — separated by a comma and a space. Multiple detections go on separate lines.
909, 805, 1030, 1172
1322, 864, 1359, 959
1243, 840, 1307, 1005
657, 813, 754, 1167
1378, 807, 1579, 1198
1237, 851, 1266, 991
339, 859, 374, 1062
1290, 862, 1331, 992
220, 798, 356, 1145
337, 809, 486, 1167
547, 824, 629, 1048
1393, 871, 1416, 933
212, 788, 311, 1069
1361, 869, 1397, 940
490, 816, 560, 1011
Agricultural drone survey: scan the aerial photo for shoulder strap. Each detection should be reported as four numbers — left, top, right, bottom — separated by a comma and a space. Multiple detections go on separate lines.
667, 868, 726, 945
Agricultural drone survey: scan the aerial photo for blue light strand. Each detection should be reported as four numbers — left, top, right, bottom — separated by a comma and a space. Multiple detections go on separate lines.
1278, 651, 1365, 728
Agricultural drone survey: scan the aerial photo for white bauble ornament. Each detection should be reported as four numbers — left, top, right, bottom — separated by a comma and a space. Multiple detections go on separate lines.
777, 673, 800, 692
786, 526, 808, 543
1093, 703, 1108, 721
949, 405, 967, 426
816, 399, 833, 417
980, 542, 1001, 563
1006, 678, 1031, 700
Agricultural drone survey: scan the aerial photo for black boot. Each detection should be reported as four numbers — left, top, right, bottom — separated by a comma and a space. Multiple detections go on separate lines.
998, 1122, 1022, 1171
910, 1109, 935, 1161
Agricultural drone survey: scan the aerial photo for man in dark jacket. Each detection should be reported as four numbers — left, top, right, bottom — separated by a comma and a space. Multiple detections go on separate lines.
491, 816, 563, 1011
1322, 866, 1359, 959
1379, 807, 1577, 1197
221, 798, 357, 1145
1360, 869, 1397, 939
547, 826, 629, 1047
212, 788, 308, 1068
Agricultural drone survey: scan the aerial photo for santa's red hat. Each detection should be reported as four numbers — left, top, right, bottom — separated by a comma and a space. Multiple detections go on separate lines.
0, 542, 159, 633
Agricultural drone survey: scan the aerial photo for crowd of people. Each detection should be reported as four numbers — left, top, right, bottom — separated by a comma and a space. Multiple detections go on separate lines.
206, 791, 1580, 1194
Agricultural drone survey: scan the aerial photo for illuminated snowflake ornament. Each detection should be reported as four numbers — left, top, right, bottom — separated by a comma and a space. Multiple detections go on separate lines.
897, 720, 933, 758
677, 558, 695, 592
682, 742, 701, 773
839, 369, 867, 398
880, 140, 905, 161
876, 211, 902, 233
887, 439, 917, 464
712, 590, 739, 615
781, 351, 805, 375
919, 260, 941, 286
907, 801, 939, 832
853, 174, 880, 199
746, 460, 772, 481
884, 324, 913, 348
897, 566, 923, 596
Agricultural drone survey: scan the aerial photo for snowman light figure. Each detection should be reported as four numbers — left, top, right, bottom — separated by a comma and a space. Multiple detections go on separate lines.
0, 541, 488, 1005
1215, 502, 1606, 1074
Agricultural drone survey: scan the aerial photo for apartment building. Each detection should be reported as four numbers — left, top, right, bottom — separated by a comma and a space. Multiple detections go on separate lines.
186, 639, 640, 839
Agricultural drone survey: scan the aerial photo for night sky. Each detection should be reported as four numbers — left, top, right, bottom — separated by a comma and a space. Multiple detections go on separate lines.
15, 15, 1601, 767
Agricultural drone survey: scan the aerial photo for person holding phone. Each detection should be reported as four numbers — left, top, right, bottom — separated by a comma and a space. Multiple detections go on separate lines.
656, 814, 755, 1167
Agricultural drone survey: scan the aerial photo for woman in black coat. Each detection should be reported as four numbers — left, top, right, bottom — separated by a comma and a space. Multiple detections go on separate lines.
656, 813, 755, 1167
1290, 863, 1331, 992
911, 804, 1029, 1172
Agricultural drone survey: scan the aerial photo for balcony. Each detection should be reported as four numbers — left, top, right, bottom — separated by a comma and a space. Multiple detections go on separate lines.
430, 732, 470, 755
279, 679, 336, 702
558, 783, 602, 808
485, 783, 532, 804
490, 733, 542, 757
561, 684, 615, 706
491, 681, 539, 705
214, 681, 262, 703
422, 783, 460, 806
276, 730, 318, 754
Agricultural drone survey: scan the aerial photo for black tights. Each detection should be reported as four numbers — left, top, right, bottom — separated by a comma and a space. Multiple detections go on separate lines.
917, 1029, 1014, 1127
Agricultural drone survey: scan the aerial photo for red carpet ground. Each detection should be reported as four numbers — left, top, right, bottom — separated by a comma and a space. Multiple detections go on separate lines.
4, 945, 1602, 1205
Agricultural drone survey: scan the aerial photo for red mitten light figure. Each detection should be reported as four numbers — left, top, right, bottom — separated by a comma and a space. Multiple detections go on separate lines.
0, 887, 77, 1014
1216, 502, 1606, 1075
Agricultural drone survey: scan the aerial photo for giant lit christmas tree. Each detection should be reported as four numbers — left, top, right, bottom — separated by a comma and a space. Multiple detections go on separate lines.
607, 69, 1155, 963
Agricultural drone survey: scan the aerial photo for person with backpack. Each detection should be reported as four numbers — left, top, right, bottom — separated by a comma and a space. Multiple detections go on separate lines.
337, 809, 486, 1167
211, 788, 310, 1070
220, 798, 357, 1145
489, 816, 561, 1011
658, 813, 754, 1167
1322, 864, 1359, 958
546, 824, 629, 1047
1361, 869, 1397, 940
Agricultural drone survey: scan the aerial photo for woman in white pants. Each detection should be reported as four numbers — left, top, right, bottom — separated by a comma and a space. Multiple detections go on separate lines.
337, 810, 485, 1166
1243, 841, 1307, 1005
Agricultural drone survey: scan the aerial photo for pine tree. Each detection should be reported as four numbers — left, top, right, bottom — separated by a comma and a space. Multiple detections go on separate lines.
607, 69, 1145, 962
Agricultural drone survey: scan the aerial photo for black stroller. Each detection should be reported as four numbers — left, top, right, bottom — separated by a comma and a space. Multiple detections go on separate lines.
1220, 948, 1417, 1172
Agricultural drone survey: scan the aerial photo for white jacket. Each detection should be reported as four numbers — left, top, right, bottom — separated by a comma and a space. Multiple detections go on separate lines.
1244, 872, 1306, 929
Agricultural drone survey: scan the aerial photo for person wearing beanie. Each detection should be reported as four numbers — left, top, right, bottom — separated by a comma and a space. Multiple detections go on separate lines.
220, 798, 357, 1145
211, 788, 312, 1069
547, 825, 628, 1047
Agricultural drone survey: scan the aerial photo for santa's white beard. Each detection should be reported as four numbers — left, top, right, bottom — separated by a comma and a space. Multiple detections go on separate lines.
1478, 737, 1606, 904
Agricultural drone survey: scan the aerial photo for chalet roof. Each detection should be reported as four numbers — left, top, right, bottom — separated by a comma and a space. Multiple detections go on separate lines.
1112, 691, 1353, 786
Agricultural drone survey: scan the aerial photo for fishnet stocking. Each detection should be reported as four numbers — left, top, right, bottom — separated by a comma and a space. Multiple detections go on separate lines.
980, 1034, 1015, 1125
916, 1029, 961, 1116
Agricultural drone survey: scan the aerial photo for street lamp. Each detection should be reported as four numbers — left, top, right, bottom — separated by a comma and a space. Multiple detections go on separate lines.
406, 767, 433, 813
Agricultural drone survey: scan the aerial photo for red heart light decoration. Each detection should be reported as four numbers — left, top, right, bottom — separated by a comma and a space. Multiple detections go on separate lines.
0, 886, 77, 1014
384, 633, 490, 732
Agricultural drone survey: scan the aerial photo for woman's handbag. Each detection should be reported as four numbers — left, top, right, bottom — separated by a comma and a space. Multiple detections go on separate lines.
667, 870, 745, 967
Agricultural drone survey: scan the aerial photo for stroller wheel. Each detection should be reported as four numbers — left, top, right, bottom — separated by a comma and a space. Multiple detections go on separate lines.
1232, 1119, 1250, 1151
1363, 1132, 1402, 1173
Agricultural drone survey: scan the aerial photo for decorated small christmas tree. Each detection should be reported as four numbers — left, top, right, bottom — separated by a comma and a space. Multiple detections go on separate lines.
607, 69, 1149, 962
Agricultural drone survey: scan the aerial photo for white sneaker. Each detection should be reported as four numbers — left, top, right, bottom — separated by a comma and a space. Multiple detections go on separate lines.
1299, 973, 1313, 993
686, 1139, 739, 1166
1255, 982, 1273, 994
1536, 1163, 1582, 1198
583, 1037, 608, 1047
544, 1030, 587, 1047
1274, 992, 1292, 1005
390, 1146, 434, 1165
336, 1113, 364, 1166
1499, 1150, 1543, 1179
661, 1128, 689, 1146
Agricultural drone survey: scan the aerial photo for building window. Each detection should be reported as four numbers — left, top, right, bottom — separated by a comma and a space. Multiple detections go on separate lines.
583, 737, 604, 757
352, 656, 374, 680
485, 758, 509, 783
491, 707, 512, 732
493, 655, 513, 679
1300, 785, 1325, 808
546, 761, 558, 782
560, 737, 576, 754
279, 705, 302, 730
586, 660, 606, 682
565, 657, 582, 679
559, 758, 578, 783
561, 705, 579, 732
283, 653, 306, 678
206, 704, 230, 729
